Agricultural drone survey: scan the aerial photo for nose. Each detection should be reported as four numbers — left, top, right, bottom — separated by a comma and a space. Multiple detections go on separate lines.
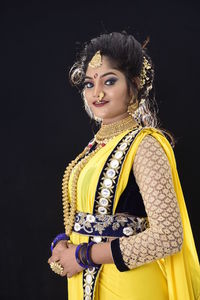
93, 82, 103, 99
98, 91, 105, 100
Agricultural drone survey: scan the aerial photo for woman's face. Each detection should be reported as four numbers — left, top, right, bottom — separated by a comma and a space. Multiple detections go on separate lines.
83, 56, 133, 124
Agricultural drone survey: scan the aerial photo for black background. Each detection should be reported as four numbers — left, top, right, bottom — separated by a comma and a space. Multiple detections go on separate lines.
1, 1, 199, 299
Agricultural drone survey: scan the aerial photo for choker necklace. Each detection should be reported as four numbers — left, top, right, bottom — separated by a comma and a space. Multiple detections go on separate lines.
95, 115, 138, 144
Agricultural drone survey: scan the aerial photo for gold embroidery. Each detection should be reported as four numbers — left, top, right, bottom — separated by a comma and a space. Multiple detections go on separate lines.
73, 212, 148, 236
119, 135, 183, 269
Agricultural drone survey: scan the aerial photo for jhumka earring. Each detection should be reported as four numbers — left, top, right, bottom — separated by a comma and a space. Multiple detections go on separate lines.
127, 98, 139, 117
89, 51, 102, 68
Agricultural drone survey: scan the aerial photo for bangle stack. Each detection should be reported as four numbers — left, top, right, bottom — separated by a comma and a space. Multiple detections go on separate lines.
75, 241, 100, 269
51, 233, 70, 253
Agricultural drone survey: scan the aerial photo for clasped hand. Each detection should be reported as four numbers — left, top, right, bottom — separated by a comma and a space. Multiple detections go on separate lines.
48, 241, 83, 278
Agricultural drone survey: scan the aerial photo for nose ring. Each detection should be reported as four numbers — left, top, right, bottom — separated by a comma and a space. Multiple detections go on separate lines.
98, 91, 105, 101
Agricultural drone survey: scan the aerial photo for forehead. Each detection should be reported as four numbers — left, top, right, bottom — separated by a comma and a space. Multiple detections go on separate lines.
86, 56, 120, 77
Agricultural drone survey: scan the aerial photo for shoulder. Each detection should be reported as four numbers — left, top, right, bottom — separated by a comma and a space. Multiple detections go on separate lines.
133, 133, 171, 172
135, 133, 169, 158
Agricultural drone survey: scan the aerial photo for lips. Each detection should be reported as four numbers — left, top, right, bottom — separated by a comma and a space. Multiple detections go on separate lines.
93, 100, 109, 107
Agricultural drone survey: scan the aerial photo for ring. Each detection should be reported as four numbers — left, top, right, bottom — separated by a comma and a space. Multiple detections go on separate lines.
50, 261, 64, 275
98, 91, 104, 101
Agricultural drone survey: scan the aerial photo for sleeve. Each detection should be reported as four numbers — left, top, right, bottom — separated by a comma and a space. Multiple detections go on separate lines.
111, 135, 183, 272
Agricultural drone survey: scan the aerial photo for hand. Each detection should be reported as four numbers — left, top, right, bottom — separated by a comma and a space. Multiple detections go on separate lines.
48, 241, 83, 278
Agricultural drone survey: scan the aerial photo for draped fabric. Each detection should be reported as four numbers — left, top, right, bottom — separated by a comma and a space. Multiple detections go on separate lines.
67, 128, 200, 300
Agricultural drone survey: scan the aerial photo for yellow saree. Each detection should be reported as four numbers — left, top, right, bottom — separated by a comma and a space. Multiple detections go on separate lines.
67, 127, 200, 300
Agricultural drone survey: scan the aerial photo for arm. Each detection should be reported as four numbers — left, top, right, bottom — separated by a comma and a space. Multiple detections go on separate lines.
49, 135, 183, 276
110, 135, 183, 270
91, 135, 183, 269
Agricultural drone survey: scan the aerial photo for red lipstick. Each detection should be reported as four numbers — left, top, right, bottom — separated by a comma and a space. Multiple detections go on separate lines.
93, 100, 109, 107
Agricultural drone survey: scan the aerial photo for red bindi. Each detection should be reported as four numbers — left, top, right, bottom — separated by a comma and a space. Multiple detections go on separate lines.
94, 73, 98, 79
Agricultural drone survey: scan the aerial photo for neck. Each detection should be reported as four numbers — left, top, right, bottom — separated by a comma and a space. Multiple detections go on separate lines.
102, 112, 129, 125
95, 115, 138, 144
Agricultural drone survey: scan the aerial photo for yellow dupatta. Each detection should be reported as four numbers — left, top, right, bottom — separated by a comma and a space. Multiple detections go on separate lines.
68, 127, 200, 300
131, 128, 200, 300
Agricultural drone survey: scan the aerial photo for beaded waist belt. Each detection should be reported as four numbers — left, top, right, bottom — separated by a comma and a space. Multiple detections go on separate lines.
73, 211, 149, 241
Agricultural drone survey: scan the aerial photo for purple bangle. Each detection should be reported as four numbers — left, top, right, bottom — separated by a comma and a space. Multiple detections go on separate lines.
86, 241, 100, 268
75, 243, 89, 269
75, 242, 101, 269
51, 233, 70, 253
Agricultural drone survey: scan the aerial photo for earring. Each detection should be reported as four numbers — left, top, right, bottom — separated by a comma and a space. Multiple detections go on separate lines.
132, 99, 146, 125
127, 99, 138, 117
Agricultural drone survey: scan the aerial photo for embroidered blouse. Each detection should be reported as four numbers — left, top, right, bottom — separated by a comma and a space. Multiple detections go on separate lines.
111, 135, 183, 271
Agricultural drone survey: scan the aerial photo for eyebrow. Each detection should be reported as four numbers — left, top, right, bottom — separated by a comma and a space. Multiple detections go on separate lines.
84, 72, 118, 80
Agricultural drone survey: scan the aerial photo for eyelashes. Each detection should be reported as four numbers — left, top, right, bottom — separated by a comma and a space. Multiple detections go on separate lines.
105, 78, 118, 85
83, 81, 93, 89
83, 77, 118, 89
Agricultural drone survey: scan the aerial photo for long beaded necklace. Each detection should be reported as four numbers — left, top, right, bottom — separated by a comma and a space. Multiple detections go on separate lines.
62, 142, 103, 236
62, 115, 138, 236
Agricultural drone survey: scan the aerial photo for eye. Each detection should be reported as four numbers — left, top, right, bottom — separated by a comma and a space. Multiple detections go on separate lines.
105, 77, 118, 86
83, 81, 94, 89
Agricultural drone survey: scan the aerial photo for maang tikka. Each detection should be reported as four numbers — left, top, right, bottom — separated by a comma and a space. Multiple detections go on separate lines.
89, 50, 102, 68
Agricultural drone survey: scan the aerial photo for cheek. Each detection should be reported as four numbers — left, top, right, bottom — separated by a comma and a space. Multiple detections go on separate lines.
111, 87, 130, 107
83, 90, 93, 105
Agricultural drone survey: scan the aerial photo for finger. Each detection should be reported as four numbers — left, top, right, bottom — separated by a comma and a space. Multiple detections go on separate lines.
48, 256, 60, 264
48, 257, 53, 264
57, 264, 67, 277
67, 272, 73, 278
61, 270, 67, 277
54, 240, 69, 251
54, 257, 60, 262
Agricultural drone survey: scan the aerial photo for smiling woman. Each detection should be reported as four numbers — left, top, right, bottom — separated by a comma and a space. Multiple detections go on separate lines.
48, 32, 200, 300
83, 57, 132, 124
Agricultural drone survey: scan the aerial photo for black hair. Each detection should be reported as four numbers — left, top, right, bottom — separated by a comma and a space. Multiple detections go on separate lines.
70, 31, 153, 98
69, 31, 175, 146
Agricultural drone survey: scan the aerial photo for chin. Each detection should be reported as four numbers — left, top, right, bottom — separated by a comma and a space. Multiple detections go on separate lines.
93, 113, 108, 120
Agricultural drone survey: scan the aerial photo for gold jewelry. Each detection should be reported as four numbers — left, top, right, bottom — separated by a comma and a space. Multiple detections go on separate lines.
96, 91, 105, 103
62, 144, 103, 236
98, 91, 104, 101
127, 99, 139, 117
50, 261, 64, 275
95, 115, 137, 144
62, 116, 137, 236
132, 99, 146, 125
140, 56, 151, 89
88, 51, 102, 68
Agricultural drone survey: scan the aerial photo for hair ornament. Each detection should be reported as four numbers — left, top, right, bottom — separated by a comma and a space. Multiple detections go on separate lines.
88, 50, 102, 68
69, 62, 85, 86
139, 56, 152, 89
140, 98, 146, 105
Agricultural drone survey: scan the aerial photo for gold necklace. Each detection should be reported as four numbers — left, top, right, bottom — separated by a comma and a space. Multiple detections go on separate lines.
62, 143, 102, 236
95, 115, 137, 144
62, 115, 137, 236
